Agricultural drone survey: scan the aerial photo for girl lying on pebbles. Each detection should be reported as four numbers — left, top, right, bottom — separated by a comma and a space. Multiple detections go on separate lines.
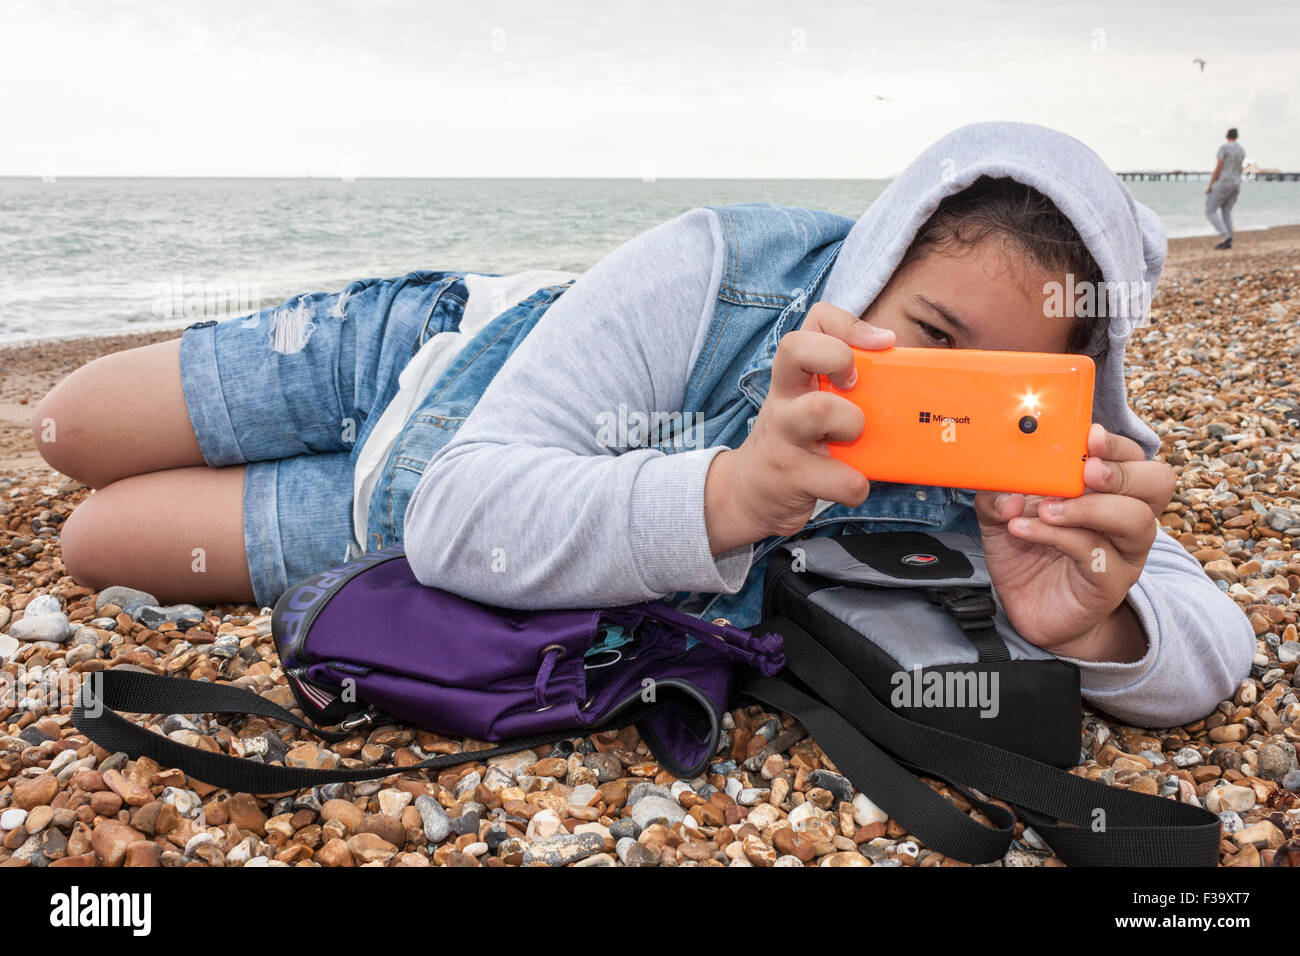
34, 121, 1253, 728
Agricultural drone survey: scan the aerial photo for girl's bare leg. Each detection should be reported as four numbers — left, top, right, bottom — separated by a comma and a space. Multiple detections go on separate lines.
57, 464, 257, 606
30, 337, 206, 490
31, 336, 256, 604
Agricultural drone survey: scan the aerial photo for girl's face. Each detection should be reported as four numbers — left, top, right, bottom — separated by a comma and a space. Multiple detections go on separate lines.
862, 236, 1075, 354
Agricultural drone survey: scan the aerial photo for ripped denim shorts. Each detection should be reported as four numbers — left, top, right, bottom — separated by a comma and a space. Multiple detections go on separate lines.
177, 270, 474, 609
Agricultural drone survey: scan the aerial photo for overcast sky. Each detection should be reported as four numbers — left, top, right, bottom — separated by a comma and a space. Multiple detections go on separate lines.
2, 0, 1296, 177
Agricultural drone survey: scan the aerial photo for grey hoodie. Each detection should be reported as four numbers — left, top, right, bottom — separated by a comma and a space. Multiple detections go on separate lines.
403, 121, 1255, 727
818, 121, 1164, 461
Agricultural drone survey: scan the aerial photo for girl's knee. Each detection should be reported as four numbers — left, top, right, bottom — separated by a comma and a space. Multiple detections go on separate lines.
58, 494, 118, 591
30, 372, 93, 484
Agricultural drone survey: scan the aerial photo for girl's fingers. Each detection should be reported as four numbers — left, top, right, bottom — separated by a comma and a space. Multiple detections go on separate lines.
770, 329, 857, 397
1088, 423, 1145, 462
1083, 456, 1177, 519
1006, 515, 1108, 569
803, 301, 896, 351
797, 451, 873, 507
1030, 492, 1159, 563
778, 389, 866, 445
1085, 425, 1175, 518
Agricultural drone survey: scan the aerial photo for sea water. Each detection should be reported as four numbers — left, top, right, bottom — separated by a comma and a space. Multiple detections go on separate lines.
2, 176, 1297, 343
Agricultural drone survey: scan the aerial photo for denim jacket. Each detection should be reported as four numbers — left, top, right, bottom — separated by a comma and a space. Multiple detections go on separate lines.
368, 201, 978, 628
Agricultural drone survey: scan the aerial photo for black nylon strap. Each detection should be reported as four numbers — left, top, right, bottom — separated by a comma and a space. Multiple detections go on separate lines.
958, 620, 1011, 663
71, 669, 658, 795
741, 675, 1016, 863
741, 616, 1222, 866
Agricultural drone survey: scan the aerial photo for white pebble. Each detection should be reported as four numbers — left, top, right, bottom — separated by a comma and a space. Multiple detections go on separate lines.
22, 595, 62, 617
852, 792, 888, 827
377, 788, 412, 816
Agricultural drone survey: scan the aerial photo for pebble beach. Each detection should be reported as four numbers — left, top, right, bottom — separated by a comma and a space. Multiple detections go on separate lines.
1, 226, 1299, 868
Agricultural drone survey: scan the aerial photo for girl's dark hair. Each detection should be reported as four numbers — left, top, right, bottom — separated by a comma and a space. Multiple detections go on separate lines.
894, 176, 1107, 359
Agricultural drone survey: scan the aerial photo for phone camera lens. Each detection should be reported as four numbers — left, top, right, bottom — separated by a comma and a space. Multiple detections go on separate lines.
1018, 415, 1038, 434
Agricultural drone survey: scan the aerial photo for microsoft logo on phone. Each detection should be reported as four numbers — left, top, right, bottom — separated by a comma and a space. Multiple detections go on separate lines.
918, 410, 972, 425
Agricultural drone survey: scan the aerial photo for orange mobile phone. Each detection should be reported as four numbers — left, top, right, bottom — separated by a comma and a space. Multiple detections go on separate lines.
817, 346, 1095, 498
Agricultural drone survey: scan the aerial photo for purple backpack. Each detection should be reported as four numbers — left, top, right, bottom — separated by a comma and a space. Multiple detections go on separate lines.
72, 544, 785, 793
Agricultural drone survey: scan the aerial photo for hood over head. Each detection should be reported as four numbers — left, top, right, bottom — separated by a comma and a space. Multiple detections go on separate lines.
816, 120, 1165, 461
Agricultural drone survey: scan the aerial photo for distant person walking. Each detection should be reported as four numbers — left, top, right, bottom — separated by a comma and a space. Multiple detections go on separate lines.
1205, 128, 1245, 249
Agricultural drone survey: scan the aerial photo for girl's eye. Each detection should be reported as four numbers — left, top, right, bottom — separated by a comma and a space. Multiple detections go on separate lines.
917, 321, 953, 347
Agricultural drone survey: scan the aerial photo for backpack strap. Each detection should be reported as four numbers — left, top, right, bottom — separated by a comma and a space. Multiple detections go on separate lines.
71, 668, 662, 794
737, 616, 1222, 866
920, 586, 1011, 662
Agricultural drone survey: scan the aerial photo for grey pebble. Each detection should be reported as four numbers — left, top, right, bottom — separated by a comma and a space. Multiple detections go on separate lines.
161, 714, 200, 735
453, 771, 481, 798
320, 782, 352, 802
294, 791, 322, 815
615, 836, 637, 864
583, 752, 622, 783
1267, 507, 1299, 532
609, 817, 640, 841
1218, 810, 1243, 835
545, 739, 575, 759
629, 795, 686, 830
625, 782, 671, 809
809, 770, 854, 803
95, 586, 158, 617
260, 732, 289, 764
415, 795, 451, 843
136, 604, 205, 629
858, 844, 887, 863
18, 725, 52, 745
484, 824, 510, 852
99, 751, 128, 773
522, 832, 604, 867
450, 810, 480, 837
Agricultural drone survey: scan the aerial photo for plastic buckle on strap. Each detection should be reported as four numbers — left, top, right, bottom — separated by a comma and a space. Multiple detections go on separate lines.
923, 587, 996, 629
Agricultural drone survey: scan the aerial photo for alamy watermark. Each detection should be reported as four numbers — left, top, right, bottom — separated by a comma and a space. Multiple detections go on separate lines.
890, 665, 1000, 718
1042, 273, 1154, 336
595, 403, 707, 450
151, 274, 262, 323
